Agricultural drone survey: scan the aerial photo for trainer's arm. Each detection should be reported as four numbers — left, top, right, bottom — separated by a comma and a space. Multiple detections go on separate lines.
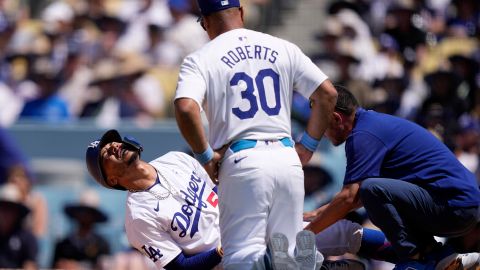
296, 80, 337, 165
305, 182, 362, 234
174, 98, 209, 154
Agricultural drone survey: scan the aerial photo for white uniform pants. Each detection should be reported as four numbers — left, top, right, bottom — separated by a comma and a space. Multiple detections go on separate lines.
313, 219, 363, 256
218, 141, 304, 269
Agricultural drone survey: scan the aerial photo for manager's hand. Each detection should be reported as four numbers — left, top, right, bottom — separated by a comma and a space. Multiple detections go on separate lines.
295, 143, 314, 166
204, 145, 228, 184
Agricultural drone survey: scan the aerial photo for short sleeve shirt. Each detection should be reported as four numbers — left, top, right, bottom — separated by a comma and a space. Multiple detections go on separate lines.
344, 108, 480, 207
175, 28, 327, 148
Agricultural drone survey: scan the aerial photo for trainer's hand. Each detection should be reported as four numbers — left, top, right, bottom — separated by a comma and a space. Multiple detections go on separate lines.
303, 209, 319, 222
295, 143, 313, 166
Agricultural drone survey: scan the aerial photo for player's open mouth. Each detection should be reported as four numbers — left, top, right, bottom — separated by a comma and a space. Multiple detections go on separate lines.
117, 145, 127, 160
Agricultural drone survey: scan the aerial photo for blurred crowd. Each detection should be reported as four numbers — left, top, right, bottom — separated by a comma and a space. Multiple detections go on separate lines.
0, 0, 286, 128
295, 0, 480, 188
0, 0, 480, 269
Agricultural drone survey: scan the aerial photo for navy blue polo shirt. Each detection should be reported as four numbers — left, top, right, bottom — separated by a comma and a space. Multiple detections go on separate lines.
344, 108, 480, 207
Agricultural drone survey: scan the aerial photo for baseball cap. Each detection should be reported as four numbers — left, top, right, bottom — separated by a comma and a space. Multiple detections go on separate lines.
85, 129, 123, 190
197, 0, 240, 16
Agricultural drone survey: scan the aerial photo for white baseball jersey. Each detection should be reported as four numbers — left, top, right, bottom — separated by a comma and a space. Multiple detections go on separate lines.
175, 28, 328, 149
125, 152, 220, 269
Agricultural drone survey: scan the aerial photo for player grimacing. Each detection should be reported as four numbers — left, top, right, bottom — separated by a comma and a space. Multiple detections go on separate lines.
86, 130, 223, 269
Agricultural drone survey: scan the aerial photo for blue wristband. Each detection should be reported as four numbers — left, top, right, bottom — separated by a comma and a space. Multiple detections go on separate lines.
194, 145, 214, 165
300, 131, 319, 152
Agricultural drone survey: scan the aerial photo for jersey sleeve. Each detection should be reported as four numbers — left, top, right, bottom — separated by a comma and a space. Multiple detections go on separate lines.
126, 217, 182, 269
174, 55, 207, 110
344, 131, 388, 184
289, 42, 328, 98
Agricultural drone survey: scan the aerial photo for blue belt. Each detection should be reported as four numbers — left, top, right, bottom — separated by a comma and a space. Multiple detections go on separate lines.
230, 138, 293, 153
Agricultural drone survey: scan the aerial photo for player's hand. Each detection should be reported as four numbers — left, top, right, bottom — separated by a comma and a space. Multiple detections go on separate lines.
295, 143, 313, 166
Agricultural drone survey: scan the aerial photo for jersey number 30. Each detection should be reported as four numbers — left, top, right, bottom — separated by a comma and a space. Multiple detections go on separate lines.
231, 68, 281, 119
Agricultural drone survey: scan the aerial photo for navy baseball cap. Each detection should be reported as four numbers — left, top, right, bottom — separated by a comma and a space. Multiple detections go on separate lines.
85, 129, 124, 190
197, 0, 240, 16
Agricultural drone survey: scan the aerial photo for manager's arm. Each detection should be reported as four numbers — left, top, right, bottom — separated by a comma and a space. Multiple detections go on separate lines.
305, 182, 362, 234
174, 98, 222, 180
174, 98, 209, 154
296, 80, 337, 165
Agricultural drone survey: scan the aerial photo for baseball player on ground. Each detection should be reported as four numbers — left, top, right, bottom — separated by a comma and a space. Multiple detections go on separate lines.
84, 129, 386, 270
86, 130, 223, 269
174, 0, 337, 269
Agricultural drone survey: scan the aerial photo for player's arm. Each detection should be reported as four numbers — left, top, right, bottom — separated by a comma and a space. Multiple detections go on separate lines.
164, 248, 223, 270
304, 182, 362, 234
296, 79, 337, 165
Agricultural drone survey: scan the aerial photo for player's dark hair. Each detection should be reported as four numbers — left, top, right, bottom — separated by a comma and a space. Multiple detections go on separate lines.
334, 85, 359, 115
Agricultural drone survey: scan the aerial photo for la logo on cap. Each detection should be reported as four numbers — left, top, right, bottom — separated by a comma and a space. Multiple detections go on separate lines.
89, 141, 99, 149
221, 0, 229, 6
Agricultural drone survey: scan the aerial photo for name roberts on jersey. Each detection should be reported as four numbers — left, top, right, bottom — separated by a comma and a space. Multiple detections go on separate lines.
220, 44, 278, 69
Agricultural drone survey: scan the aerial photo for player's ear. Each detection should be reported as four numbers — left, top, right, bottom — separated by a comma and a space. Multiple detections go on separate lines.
107, 177, 118, 187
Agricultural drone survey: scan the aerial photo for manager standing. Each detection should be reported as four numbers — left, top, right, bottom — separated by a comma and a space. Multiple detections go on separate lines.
305, 86, 480, 270
174, 0, 337, 269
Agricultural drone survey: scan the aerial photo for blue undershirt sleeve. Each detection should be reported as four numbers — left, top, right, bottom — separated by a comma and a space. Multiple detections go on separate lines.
164, 248, 222, 270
